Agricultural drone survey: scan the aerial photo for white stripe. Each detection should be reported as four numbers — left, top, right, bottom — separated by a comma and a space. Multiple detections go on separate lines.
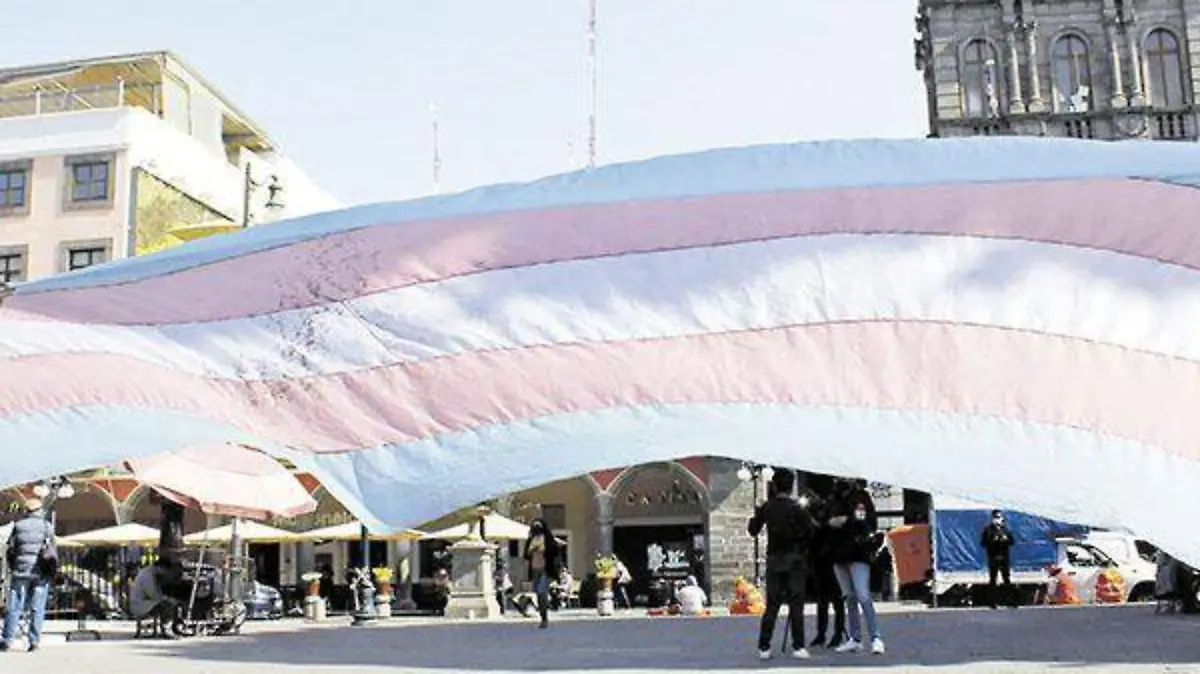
1, 233, 1198, 378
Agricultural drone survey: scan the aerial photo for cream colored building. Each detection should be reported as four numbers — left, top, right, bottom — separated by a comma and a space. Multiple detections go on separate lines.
0, 51, 338, 283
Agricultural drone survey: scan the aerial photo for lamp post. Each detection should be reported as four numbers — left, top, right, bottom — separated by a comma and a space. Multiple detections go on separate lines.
350, 523, 377, 626
241, 163, 286, 228
736, 463, 774, 587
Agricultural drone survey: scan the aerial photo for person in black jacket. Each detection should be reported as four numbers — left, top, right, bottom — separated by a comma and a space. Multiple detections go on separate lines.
980, 509, 1016, 609
828, 482, 885, 656
523, 518, 561, 629
748, 469, 816, 661
807, 488, 847, 648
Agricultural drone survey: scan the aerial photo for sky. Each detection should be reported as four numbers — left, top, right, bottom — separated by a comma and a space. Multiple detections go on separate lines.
4, 1, 928, 206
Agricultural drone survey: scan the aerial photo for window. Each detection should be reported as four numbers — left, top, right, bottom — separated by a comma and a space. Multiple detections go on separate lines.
1146, 29, 1185, 108
0, 248, 25, 283
541, 504, 567, 531
0, 167, 28, 210
64, 154, 114, 208
66, 244, 108, 271
962, 39, 1001, 118
1053, 35, 1092, 112
70, 160, 109, 202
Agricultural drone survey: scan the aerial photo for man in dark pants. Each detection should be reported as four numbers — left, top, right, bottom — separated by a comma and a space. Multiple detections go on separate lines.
808, 489, 846, 648
980, 509, 1016, 608
748, 469, 816, 661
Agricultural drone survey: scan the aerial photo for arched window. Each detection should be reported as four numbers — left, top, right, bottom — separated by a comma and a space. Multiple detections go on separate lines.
961, 39, 1000, 117
1052, 35, 1092, 112
1146, 29, 1185, 108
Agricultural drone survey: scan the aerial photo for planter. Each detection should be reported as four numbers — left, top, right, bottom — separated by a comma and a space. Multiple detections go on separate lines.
596, 576, 615, 616
374, 595, 393, 618
305, 581, 321, 598
377, 581, 393, 598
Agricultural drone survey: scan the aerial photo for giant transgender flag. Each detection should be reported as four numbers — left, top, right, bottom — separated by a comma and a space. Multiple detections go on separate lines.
2, 138, 1200, 563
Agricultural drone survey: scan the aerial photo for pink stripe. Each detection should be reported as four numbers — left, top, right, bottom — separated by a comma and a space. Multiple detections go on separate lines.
1, 321, 1196, 459
9, 178, 1200, 325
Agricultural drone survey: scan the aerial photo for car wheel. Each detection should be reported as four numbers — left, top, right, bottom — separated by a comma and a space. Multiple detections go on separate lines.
1127, 584, 1154, 603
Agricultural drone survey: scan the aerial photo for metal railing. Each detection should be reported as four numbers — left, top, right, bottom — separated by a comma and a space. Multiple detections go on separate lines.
0, 82, 160, 119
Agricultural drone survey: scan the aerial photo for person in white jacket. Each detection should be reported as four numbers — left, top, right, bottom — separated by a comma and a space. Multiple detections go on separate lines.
677, 576, 707, 615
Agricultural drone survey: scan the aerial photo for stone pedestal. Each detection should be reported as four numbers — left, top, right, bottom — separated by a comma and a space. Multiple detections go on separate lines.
596, 578, 615, 616
444, 537, 501, 620
304, 596, 326, 621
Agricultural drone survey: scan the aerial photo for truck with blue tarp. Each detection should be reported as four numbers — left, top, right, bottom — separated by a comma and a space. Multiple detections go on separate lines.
931, 495, 1089, 605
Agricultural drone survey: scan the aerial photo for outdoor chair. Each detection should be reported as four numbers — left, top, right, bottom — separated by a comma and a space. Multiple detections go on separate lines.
566, 580, 582, 608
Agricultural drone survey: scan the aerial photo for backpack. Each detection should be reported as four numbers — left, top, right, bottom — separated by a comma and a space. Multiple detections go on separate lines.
36, 532, 58, 578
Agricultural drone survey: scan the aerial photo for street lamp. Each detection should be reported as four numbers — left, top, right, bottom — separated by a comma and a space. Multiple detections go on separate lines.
241, 164, 286, 227
737, 463, 774, 587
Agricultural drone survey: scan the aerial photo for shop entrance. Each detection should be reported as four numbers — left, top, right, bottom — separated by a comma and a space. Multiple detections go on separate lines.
613, 522, 705, 606
248, 543, 281, 587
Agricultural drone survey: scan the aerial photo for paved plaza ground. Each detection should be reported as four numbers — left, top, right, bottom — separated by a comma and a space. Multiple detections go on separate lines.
8, 604, 1200, 673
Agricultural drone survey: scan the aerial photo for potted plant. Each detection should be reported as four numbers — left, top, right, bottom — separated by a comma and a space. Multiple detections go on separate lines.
373, 567, 395, 618
594, 555, 618, 616
301, 572, 323, 598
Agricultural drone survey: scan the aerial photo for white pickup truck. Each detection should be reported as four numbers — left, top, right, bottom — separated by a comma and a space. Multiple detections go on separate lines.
1052, 533, 1158, 603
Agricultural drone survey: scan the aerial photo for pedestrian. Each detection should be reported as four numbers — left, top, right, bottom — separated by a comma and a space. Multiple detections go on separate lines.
614, 557, 633, 609
677, 575, 708, 616
523, 518, 561, 629
493, 560, 513, 614
829, 480, 886, 656
1, 498, 55, 652
747, 468, 816, 661
806, 487, 847, 649
980, 509, 1016, 609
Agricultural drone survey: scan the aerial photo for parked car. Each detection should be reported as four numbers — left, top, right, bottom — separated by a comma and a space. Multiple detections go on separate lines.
243, 580, 283, 620
1081, 532, 1158, 602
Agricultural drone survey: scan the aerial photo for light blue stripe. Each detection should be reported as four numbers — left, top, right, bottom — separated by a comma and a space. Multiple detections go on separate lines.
5, 401, 1199, 566
17, 137, 1200, 294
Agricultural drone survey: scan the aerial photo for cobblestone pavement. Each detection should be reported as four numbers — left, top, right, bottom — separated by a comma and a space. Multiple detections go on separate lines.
7, 605, 1200, 673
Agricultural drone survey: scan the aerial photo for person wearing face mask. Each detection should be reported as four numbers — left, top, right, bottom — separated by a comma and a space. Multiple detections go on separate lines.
828, 481, 885, 656
523, 518, 561, 629
980, 509, 1016, 609
805, 485, 846, 650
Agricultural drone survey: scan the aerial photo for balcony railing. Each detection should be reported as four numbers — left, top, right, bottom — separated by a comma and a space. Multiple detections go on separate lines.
1063, 117, 1094, 139
0, 82, 160, 120
1150, 111, 1193, 141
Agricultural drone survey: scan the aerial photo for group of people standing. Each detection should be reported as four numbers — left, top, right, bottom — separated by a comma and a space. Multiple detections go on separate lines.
748, 469, 886, 661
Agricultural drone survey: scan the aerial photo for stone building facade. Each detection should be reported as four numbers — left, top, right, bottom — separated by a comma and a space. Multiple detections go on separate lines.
915, 0, 1200, 140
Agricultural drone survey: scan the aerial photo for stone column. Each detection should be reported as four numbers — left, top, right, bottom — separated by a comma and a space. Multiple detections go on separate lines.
1105, 15, 1127, 107
1023, 20, 1046, 112
1125, 17, 1147, 106
595, 492, 615, 557
1005, 29, 1025, 112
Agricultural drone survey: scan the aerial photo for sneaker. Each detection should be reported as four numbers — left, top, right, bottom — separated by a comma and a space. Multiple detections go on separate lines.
0, 642, 8, 652
791, 648, 811, 660
758, 650, 772, 661
870, 638, 886, 655
835, 639, 863, 654
26, 643, 37, 653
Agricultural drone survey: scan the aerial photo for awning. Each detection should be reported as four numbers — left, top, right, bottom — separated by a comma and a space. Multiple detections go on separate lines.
183, 520, 297, 545
294, 520, 422, 542
421, 512, 532, 542
127, 444, 316, 520
59, 522, 160, 547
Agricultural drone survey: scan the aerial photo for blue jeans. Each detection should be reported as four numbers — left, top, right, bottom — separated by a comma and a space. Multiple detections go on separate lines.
531, 571, 550, 618
834, 562, 880, 642
3, 576, 49, 645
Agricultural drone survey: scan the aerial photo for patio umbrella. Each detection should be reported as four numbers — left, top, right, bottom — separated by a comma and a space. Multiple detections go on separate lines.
59, 522, 160, 547
421, 512, 532, 542
183, 520, 297, 545
126, 443, 316, 520
295, 521, 422, 542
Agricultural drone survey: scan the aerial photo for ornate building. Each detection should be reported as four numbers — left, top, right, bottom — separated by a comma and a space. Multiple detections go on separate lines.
915, 0, 1199, 140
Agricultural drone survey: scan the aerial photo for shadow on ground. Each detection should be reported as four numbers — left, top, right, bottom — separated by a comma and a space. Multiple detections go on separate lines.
161, 606, 1200, 671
